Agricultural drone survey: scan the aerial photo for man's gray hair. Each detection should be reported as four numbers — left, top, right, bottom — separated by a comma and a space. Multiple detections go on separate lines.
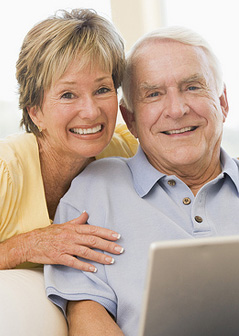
121, 26, 223, 112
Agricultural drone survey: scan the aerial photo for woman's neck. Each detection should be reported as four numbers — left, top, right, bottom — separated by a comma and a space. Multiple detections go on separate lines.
37, 137, 94, 220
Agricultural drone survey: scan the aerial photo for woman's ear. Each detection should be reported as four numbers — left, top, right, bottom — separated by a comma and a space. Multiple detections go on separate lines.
220, 84, 229, 122
27, 106, 45, 130
119, 104, 138, 138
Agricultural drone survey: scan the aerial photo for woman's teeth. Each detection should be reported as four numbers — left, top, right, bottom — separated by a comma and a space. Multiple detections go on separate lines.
70, 125, 102, 135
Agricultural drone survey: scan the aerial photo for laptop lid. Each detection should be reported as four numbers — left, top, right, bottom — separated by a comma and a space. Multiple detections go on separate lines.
138, 236, 239, 336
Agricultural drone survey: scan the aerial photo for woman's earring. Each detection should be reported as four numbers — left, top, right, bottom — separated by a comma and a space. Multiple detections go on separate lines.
38, 126, 42, 133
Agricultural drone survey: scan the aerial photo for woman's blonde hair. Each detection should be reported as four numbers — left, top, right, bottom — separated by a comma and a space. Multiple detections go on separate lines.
16, 8, 125, 135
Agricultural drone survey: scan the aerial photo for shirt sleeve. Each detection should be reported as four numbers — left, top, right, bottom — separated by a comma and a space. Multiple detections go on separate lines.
97, 123, 138, 159
45, 200, 118, 319
0, 158, 23, 241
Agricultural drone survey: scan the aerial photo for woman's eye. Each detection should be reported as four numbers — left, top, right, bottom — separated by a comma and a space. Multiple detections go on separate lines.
96, 87, 111, 95
61, 92, 74, 99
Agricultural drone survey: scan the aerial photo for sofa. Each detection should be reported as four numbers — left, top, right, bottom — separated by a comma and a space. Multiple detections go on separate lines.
0, 268, 67, 336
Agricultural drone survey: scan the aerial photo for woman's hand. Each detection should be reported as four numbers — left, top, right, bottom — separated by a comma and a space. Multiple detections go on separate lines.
0, 212, 124, 271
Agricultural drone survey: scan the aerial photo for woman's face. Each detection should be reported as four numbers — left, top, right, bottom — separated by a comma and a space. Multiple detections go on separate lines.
30, 60, 118, 160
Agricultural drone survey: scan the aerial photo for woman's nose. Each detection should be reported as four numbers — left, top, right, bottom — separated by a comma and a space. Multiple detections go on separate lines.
77, 96, 101, 120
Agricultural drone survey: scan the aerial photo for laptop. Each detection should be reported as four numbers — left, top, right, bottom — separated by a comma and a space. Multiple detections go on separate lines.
138, 236, 239, 336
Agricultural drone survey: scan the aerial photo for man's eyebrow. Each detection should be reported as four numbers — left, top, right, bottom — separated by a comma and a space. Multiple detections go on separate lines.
139, 74, 206, 89
138, 74, 207, 94
179, 74, 206, 84
139, 82, 163, 91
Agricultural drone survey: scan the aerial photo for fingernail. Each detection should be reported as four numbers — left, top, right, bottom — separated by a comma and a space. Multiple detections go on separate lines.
90, 266, 97, 272
105, 257, 115, 264
114, 246, 124, 254
112, 233, 121, 239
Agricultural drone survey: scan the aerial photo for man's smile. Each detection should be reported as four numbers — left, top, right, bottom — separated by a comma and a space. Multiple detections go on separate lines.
162, 126, 198, 135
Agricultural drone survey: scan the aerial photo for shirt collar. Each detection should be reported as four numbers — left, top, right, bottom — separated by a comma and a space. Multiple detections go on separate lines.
220, 147, 239, 194
127, 146, 239, 197
127, 146, 165, 197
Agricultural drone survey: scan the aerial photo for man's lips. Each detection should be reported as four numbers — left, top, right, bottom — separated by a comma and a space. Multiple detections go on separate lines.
70, 124, 103, 135
162, 126, 198, 135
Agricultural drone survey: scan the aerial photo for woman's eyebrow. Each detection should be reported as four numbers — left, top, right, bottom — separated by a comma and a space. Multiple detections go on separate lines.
57, 76, 112, 86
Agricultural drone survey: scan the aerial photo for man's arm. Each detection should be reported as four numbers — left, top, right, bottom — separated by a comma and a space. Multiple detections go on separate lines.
67, 300, 124, 336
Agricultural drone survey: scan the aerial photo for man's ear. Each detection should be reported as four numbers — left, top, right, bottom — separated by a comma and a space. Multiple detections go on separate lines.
27, 106, 45, 130
120, 104, 138, 138
220, 84, 229, 122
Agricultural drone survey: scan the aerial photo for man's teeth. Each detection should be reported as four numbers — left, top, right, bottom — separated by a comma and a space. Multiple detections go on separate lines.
164, 126, 196, 135
71, 125, 102, 135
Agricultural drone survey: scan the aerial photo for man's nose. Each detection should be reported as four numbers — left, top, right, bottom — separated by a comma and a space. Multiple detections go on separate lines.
163, 90, 189, 119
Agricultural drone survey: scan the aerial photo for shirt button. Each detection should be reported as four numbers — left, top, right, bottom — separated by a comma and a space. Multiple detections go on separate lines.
195, 216, 203, 223
183, 197, 191, 205
168, 179, 176, 186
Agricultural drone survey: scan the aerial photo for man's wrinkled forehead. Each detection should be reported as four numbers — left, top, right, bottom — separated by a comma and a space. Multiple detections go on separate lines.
133, 38, 208, 65
132, 38, 177, 62
131, 39, 212, 83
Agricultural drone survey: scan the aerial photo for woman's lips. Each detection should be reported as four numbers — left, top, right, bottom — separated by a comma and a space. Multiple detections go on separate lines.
70, 124, 103, 135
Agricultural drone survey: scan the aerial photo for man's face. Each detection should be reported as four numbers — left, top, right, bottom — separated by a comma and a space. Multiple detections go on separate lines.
128, 40, 228, 173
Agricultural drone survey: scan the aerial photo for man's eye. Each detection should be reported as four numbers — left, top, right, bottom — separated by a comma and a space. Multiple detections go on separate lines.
188, 86, 199, 91
148, 92, 159, 98
61, 92, 74, 99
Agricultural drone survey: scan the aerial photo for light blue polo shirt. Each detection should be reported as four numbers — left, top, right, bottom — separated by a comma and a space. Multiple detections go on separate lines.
45, 146, 239, 336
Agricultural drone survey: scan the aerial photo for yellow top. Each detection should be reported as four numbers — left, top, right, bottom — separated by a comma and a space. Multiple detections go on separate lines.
97, 123, 138, 159
0, 124, 138, 267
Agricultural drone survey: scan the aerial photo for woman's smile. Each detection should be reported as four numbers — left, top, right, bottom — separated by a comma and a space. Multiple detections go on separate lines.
70, 124, 103, 135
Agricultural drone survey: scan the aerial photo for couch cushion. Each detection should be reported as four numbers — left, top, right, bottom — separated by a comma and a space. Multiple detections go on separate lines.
0, 268, 67, 336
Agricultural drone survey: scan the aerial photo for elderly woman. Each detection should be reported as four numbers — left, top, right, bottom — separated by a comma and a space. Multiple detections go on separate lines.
0, 8, 138, 271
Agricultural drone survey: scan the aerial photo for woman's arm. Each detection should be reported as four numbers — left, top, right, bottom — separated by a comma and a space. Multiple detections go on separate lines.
0, 212, 123, 270
67, 300, 124, 336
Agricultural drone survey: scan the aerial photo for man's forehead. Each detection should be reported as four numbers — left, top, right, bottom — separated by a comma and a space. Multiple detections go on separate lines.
132, 41, 211, 84
133, 39, 208, 67
135, 38, 200, 55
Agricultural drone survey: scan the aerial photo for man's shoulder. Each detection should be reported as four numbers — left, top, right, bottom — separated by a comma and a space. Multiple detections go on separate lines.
66, 157, 131, 197
82, 156, 129, 176
61, 157, 132, 210
73, 157, 131, 187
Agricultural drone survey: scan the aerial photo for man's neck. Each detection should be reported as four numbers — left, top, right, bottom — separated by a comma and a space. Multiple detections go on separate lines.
147, 150, 222, 196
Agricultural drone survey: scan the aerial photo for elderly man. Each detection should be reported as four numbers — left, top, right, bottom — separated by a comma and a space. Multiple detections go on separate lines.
45, 26, 239, 335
